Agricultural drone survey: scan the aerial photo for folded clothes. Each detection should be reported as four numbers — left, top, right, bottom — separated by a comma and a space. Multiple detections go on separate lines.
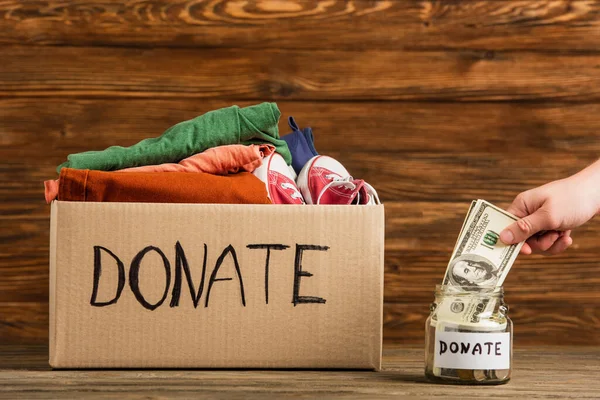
45, 144, 274, 202
48, 168, 271, 204
281, 116, 319, 175
56, 102, 290, 173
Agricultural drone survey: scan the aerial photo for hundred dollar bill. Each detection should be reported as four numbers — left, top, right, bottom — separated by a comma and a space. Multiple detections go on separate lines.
452, 200, 476, 252
444, 199, 523, 289
437, 200, 524, 325
431, 201, 479, 328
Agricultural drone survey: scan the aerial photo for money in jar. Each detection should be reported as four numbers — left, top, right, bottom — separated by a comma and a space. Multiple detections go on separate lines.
424, 285, 512, 384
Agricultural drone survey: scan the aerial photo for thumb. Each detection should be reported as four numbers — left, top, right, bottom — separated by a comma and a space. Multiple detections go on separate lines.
500, 209, 552, 245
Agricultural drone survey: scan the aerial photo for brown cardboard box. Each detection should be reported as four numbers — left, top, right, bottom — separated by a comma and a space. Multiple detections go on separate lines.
49, 201, 384, 369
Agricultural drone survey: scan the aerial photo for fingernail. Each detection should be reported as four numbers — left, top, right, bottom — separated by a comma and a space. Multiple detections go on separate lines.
500, 230, 514, 244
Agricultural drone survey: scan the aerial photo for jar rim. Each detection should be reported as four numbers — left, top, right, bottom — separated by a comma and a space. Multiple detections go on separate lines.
434, 284, 504, 295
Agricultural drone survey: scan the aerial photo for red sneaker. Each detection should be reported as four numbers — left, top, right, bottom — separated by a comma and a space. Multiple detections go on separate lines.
297, 155, 380, 205
253, 153, 305, 204
358, 182, 381, 205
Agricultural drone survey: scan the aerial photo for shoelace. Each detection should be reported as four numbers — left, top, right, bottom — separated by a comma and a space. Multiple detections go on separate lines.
280, 182, 304, 201
317, 175, 357, 204
362, 181, 381, 205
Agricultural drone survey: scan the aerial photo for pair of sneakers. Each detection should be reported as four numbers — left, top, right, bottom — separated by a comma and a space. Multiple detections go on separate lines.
253, 153, 380, 205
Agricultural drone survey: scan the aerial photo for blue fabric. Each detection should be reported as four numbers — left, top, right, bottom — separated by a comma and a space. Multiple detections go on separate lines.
281, 117, 319, 174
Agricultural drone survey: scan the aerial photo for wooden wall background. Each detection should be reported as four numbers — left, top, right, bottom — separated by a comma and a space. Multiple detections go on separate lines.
1, 0, 600, 346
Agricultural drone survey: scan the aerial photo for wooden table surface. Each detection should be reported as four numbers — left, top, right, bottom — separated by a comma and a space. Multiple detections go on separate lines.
0, 345, 598, 399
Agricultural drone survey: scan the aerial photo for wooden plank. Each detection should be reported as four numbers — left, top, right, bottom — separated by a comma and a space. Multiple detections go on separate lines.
2, 149, 597, 206
2, 46, 600, 101
323, 152, 598, 202
0, 303, 48, 344
1, 1, 600, 52
3, 234, 600, 303
0, 344, 48, 370
2, 98, 600, 203
3, 98, 600, 154
384, 302, 600, 346
4, 246, 600, 303
384, 250, 600, 303
2, 202, 599, 302
3, 301, 600, 346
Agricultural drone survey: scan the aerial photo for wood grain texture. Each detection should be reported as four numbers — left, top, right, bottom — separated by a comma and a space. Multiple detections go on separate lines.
1, 345, 599, 399
0, 303, 47, 344
1, 1, 600, 51
384, 302, 600, 346
1, 98, 599, 204
3, 201, 600, 302
4, 99, 600, 154
3, 150, 597, 205
1, 99, 599, 346
3, 46, 600, 101
2, 1, 600, 347
3, 301, 600, 346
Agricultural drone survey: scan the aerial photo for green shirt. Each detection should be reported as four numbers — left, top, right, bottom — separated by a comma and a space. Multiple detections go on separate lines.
57, 102, 290, 173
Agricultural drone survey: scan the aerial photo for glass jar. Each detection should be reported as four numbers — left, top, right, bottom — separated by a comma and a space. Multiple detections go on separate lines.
424, 285, 512, 385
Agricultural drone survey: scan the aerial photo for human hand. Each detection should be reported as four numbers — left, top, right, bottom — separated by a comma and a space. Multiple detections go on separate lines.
500, 162, 600, 255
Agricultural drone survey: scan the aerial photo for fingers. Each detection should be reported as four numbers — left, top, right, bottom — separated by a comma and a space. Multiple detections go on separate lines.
500, 208, 554, 245
505, 193, 528, 218
526, 231, 561, 253
543, 235, 573, 255
559, 230, 572, 239
501, 193, 527, 244
522, 230, 572, 255
520, 242, 532, 255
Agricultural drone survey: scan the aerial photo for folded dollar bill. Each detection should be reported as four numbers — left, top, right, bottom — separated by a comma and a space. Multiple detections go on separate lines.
435, 200, 525, 325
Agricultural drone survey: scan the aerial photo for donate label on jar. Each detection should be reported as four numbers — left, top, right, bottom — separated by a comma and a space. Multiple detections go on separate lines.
434, 330, 510, 370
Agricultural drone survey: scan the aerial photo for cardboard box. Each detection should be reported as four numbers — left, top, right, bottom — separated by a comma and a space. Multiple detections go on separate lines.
49, 201, 384, 369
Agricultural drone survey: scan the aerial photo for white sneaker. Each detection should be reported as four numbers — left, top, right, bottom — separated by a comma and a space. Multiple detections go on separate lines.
253, 153, 305, 204
296, 155, 380, 205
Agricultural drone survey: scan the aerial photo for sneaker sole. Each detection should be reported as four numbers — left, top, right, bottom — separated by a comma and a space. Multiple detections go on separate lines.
265, 153, 275, 201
